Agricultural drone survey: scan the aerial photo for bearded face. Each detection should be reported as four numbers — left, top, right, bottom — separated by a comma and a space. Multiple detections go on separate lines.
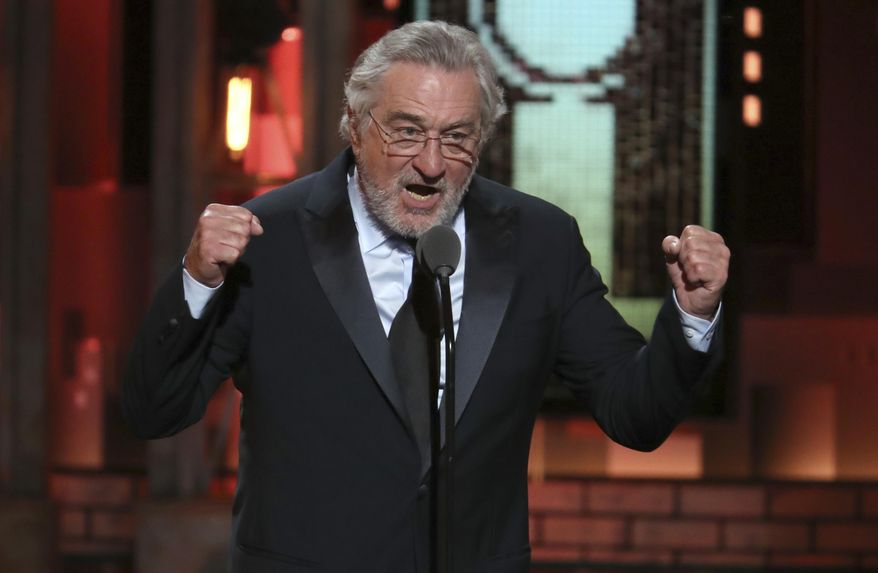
355, 153, 474, 238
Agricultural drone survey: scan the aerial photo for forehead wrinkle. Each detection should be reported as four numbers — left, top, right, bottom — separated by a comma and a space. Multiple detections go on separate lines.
385, 110, 426, 124
372, 62, 481, 132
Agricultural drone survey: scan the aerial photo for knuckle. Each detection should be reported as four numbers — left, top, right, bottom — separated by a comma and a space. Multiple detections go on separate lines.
232, 206, 253, 221
202, 203, 220, 216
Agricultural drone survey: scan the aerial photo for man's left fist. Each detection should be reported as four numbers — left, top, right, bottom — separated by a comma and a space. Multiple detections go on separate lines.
662, 225, 730, 320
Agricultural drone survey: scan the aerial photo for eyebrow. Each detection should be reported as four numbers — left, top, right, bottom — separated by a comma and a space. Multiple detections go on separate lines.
385, 111, 426, 124
384, 111, 478, 133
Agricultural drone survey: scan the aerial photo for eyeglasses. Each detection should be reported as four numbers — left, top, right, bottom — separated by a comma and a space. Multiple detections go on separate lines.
367, 110, 479, 163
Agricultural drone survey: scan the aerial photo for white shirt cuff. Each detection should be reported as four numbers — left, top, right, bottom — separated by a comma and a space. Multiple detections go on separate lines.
182, 264, 222, 319
671, 290, 721, 353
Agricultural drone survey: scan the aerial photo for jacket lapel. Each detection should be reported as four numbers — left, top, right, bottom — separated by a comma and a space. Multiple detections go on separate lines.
450, 176, 517, 426
299, 155, 518, 463
299, 150, 413, 432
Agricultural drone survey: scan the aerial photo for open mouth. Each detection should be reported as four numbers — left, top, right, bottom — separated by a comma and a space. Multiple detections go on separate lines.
405, 184, 439, 202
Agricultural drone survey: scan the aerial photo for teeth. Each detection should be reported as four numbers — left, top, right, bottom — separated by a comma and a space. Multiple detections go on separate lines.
406, 190, 434, 201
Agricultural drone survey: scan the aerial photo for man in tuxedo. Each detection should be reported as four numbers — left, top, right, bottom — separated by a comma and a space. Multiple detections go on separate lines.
124, 20, 729, 573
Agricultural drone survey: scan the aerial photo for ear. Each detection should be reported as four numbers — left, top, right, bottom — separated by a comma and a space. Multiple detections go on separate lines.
347, 106, 361, 149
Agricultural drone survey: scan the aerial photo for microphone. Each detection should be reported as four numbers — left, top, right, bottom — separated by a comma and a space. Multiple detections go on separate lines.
415, 225, 461, 278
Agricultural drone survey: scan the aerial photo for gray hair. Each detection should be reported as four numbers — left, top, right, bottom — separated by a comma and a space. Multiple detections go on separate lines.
339, 20, 506, 145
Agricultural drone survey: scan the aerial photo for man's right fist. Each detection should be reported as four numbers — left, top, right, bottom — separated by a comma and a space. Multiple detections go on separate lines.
184, 204, 263, 287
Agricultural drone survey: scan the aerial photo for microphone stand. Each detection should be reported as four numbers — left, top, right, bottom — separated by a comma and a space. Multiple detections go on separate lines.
435, 272, 455, 573
416, 224, 461, 573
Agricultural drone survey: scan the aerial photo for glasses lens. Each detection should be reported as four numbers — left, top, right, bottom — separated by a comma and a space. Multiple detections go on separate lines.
384, 134, 475, 161
439, 144, 471, 159
388, 139, 422, 152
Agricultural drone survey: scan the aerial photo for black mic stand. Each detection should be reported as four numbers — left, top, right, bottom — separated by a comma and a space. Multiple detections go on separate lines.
428, 326, 441, 573
435, 272, 455, 573
417, 225, 461, 573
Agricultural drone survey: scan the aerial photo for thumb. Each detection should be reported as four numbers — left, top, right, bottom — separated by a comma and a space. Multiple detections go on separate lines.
663, 235, 684, 288
662, 235, 681, 263
250, 215, 264, 236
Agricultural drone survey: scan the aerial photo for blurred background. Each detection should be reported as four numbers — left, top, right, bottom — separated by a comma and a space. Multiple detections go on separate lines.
1, 0, 877, 571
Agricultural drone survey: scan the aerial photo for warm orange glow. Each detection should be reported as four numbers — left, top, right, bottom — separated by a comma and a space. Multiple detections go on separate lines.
743, 94, 762, 126
607, 432, 703, 478
752, 384, 837, 480
242, 36, 304, 182
226, 76, 253, 156
281, 27, 301, 42
55, 338, 105, 468
744, 7, 763, 38
383, 0, 401, 10
243, 114, 301, 178
743, 50, 762, 82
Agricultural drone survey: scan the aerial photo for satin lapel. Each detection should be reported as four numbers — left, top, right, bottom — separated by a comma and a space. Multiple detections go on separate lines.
299, 150, 412, 432
451, 178, 517, 426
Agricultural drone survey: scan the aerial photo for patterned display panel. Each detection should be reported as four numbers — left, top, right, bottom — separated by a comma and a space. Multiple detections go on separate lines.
426, 0, 716, 335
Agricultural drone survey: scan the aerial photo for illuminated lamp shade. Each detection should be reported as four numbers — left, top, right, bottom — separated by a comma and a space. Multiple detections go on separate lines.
226, 76, 253, 158
743, 7, 762, 38
383, 0, 400, 10
743, 94, 762, 127
743, 50, 762, 83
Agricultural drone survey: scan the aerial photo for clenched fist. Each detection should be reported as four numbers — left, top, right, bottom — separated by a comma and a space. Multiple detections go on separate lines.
184, 204, 263, 287
662, 225, 730, 320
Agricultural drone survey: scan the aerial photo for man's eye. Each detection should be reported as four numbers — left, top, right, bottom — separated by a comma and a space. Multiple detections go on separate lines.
396, 127, 422, 138
443, 132, 468, 143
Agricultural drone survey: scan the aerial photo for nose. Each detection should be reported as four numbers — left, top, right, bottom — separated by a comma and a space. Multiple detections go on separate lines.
411, 138, 446, 182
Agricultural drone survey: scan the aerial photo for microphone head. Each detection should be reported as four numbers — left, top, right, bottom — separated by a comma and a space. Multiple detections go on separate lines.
416, 225, 461, 277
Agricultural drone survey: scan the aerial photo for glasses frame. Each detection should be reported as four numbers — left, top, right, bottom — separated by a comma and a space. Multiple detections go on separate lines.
367, 110, 479, 163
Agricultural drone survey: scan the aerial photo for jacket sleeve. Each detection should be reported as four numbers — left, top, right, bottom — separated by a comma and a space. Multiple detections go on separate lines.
121, 263, 252, 439
553, 216, 722, 452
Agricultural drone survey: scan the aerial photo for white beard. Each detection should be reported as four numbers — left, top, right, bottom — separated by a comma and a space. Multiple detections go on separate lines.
355, 158, 473, 239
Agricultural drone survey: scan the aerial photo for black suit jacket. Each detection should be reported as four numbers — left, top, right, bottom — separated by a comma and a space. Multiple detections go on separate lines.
124, 148, 719, 572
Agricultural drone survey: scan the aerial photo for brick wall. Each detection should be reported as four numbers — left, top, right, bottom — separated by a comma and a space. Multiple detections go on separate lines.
49, 471, 143, 564
47, 471, 878, 571
529, 479, 878, 570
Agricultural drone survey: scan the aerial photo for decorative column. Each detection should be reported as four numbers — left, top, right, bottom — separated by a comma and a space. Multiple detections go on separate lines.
148, 0, 215, 498
0, 0, 54, 570
299, 0, 354, 175
0, 0, 51, 499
